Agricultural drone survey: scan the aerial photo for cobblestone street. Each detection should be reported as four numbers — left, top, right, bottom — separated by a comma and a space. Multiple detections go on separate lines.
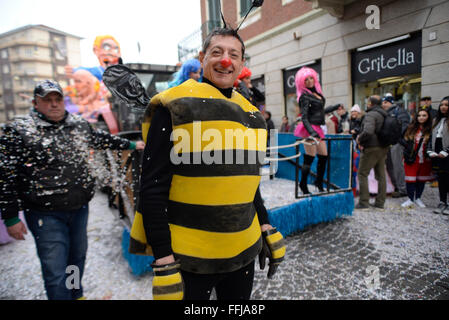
1, 182, 448, 300
253, 184, 449, 300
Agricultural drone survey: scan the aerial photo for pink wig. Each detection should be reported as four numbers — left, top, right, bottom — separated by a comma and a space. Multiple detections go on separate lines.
294, 67, 322, 102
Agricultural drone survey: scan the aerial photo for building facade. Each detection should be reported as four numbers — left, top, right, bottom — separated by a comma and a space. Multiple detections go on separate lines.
0, 25, 82, 123
200, 0, 449, 127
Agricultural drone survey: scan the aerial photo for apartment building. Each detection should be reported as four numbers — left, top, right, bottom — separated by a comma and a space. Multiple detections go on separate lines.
0, 25, 82, 123
200, 0, 449, 126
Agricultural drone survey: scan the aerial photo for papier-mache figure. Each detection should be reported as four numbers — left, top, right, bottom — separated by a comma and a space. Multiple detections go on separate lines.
65, 35, 121, 82
64, 35, 122, 133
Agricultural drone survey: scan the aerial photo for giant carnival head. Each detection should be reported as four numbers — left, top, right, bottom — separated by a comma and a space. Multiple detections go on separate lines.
294, 67, 322, 102
73, 69, 99, 102
93, 35, 121, 68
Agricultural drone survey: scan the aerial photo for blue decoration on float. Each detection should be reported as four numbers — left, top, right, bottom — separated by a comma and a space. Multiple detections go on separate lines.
121, 228, 154, 276
267, 191, 353, 237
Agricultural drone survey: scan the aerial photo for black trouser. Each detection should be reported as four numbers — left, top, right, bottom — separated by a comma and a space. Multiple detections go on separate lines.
181, 260, 255, 300
437, 172, 449, 204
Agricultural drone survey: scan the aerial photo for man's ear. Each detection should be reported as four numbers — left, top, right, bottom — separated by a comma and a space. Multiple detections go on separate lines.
199, 51, 205, 64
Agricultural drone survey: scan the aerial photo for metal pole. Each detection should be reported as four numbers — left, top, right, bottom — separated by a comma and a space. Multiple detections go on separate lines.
327, 138, 331, 192
295, 143, 299, 199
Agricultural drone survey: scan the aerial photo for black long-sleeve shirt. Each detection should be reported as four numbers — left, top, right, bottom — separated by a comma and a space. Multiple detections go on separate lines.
139, 78, 270, 260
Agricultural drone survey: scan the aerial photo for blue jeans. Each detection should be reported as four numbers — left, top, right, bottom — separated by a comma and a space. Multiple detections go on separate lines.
25, 205, 89, 300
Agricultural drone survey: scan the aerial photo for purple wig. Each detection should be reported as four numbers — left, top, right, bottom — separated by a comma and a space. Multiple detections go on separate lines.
294, 67, 322, 102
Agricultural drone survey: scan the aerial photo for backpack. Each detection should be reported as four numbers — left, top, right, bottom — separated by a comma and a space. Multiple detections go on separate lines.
376, 107, 402, 146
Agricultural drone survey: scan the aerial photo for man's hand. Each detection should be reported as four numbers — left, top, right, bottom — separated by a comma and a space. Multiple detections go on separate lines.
151, 256, 183, 300
135, 141, 145, 150
258, 226, 286, 279
7, 221, 27, 240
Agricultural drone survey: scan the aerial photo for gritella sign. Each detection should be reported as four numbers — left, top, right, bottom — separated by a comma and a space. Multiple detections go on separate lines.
352, 33, 421, 83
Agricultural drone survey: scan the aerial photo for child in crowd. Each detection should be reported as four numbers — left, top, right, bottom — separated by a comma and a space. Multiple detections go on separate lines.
400, 107, 434, 208
427, 96, 449, 215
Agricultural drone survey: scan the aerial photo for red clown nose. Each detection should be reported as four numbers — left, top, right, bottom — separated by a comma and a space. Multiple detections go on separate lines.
220, 58, 232, 68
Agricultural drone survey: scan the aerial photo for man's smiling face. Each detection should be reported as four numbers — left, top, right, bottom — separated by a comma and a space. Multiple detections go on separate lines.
199, 35, 244, 89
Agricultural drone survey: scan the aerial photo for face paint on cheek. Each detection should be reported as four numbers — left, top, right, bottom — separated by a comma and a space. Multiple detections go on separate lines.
220, 58, 232, 68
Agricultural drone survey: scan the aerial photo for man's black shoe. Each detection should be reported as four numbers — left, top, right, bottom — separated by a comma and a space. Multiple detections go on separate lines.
391, 191, 407, 198
370, 203, 384, 209
355, 203, 369, 209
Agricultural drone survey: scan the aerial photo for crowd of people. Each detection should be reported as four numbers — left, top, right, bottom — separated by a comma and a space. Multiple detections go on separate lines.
279, 78, 448, 215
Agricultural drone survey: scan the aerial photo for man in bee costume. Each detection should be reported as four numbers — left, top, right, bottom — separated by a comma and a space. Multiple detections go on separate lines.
104, 0, 285, 300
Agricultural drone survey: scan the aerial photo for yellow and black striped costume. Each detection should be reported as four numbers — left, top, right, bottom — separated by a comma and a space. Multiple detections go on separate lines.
130, 79, 267, 274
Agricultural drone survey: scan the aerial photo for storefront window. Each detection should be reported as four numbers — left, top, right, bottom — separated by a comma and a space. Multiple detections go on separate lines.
353, 73, 421, 115
352, 32, 422, 115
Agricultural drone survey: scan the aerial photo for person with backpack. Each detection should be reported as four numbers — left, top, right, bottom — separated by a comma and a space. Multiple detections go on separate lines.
355, 95, 390, 209
382, 95, 411, 198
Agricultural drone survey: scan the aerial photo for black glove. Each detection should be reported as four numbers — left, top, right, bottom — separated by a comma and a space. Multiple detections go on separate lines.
151, 260, 184, 300
258, 228, 286, 279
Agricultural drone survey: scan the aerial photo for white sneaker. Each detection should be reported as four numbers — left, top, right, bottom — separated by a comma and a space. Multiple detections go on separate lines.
414, 198, 426, 208
401, 199, 415, 208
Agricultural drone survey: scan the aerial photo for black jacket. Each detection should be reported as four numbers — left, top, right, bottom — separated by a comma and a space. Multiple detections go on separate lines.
350, 117, 363, 139
0, 110, 132, 221
358, 106, 388, 148
236, 81, 265, 107
299, 92, 340, 137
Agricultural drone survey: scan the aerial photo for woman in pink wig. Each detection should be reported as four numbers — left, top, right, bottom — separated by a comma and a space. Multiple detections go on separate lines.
294, 67, 341, 194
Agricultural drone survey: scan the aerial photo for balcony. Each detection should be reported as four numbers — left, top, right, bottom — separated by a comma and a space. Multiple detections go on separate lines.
9, 54, 51, 63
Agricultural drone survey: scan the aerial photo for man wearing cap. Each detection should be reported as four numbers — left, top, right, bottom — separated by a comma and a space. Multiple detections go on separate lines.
0, 79, 144, 300
382, 94, 411, 198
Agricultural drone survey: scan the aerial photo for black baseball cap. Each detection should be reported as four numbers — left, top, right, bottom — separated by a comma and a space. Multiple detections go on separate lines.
33, 80, 63, 98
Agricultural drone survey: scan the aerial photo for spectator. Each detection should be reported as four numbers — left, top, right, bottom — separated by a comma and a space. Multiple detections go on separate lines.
349, 104, 363, 196
356, 95, 390, 209
280, 116, 290, 133
264, 111, 275, 132
0, 80, 144, 300
349, 104, 363, 139
336, 105, 350, 134
400, 107, 434, 208
427, 96, 449, 215
168, 59, 202, 88
234, 66, 265, 107
382, 94, 411, 198
420, 96, 438, 119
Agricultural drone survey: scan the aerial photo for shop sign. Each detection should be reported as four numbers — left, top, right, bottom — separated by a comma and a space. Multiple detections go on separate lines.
283, 61, 321, 96
352, 33, 421, 83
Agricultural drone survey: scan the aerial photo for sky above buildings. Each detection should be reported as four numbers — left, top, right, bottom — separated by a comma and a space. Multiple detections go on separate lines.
0, 0, 202, 67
